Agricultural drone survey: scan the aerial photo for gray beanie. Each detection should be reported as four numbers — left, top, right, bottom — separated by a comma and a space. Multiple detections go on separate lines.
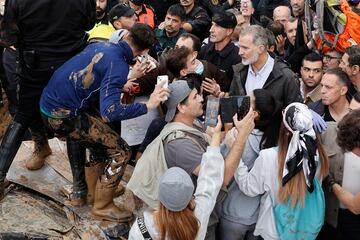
158, 167, 195, 212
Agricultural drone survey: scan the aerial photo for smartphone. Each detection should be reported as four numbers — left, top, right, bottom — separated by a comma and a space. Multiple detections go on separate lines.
205, 96, 250, 126
219, 97, 234, 124
157, 75, 169, 101
138, 54, 148, 63
205, 96, 220, 127
236, 96, 250, 120
220, 96, 250, 124
157, 75, 168, 88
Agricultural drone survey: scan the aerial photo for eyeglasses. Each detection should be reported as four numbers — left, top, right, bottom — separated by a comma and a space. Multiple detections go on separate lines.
323, 55, 340, 61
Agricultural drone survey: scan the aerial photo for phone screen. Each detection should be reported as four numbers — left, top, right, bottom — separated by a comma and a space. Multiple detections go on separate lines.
205, 96, 220, 127
220, 97, 236, 124
236, 96, 250, 120
220, 96, 250, 123
157, 75, 169, 88
205, 96, 250, 126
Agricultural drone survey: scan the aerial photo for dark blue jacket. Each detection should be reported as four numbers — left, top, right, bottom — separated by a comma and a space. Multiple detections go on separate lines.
40, 41, 147, 122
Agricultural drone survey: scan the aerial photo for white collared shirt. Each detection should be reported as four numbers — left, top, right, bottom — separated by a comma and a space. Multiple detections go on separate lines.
245, 54, 275, 94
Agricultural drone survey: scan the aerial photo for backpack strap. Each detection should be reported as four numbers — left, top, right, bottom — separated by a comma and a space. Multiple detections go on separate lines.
164, 130, 208, 152
137, 215, 153, 240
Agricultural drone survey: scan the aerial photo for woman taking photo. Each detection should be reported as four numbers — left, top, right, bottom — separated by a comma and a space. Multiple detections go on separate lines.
219, 89, 282, 240
235, 102, 329, 240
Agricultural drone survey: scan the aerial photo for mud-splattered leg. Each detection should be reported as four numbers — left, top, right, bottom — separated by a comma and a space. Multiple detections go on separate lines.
68, 114, 132, 222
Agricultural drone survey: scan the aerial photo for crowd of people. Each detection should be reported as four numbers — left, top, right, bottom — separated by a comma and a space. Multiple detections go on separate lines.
0, 0, 360, 239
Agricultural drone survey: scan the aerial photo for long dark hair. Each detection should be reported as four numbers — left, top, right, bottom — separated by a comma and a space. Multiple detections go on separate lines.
253, 89, 282, 149
277, 122, 329, 207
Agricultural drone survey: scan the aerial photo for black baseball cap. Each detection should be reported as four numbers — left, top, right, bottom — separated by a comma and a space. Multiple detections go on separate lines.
212, 12, 237, 29
109, 4, 136, 23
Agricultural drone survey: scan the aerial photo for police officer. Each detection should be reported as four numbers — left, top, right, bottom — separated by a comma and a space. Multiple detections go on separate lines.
0, 0, 96, 200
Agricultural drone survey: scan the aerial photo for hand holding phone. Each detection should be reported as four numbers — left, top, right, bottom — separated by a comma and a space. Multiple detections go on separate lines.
156, 75, 169, 101
205, 96, 220, 127
233, 107, 256, 138
205, 96, 250, 127
147, 80, 170, 111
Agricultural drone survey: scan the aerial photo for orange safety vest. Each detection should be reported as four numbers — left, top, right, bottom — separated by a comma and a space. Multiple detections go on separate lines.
137, 4, 155, 29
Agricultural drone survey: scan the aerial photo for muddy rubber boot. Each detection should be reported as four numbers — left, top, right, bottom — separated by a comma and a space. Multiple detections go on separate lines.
91, 176, 132, 222
85, 162, 106, 204
66, 139, 87, 207
0, 121, 27, 200
25, 130, 52, 170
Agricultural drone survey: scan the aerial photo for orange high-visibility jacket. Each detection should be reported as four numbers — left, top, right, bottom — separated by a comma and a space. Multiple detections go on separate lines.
137, 4, 155, 29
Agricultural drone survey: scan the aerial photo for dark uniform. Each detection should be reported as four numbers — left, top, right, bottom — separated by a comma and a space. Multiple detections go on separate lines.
2, 47, 18, 116
198, 42, 242, 88
185, 5, 211, 41
0, 0, 96, 200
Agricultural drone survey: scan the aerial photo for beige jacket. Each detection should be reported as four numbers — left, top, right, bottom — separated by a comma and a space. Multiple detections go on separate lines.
127, 121, 210, 209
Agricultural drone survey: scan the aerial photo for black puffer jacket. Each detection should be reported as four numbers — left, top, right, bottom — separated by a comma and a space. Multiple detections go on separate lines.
229, 58, 303, 108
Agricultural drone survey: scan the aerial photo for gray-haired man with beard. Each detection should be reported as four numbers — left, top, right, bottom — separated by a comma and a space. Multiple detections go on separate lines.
229, 25, 302, 108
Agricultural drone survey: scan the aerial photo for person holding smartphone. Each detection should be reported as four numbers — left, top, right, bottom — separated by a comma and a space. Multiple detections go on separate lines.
39, 24, 170, 222
128, 79, 256, 238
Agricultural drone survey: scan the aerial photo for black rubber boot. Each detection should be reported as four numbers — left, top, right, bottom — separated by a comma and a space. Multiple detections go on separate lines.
66, 138, 88, 206
0, 121, 27, 200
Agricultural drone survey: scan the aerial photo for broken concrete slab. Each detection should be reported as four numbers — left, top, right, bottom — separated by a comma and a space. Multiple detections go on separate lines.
2, 138, 139, 239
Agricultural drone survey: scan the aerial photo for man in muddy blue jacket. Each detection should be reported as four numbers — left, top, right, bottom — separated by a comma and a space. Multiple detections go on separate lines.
0, 0, 95, 200
38, 23, 169, 222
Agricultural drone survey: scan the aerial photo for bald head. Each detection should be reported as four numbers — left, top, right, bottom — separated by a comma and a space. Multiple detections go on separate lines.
273, 6, 291, 27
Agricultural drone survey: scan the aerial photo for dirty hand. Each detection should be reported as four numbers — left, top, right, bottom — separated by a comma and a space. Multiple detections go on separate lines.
128, 60, 149, 79
145, 55, 159, 72
202, 78, 221, 97
233, 108, 256, 137
146, 80, 170, 111
123, 78, 139, 93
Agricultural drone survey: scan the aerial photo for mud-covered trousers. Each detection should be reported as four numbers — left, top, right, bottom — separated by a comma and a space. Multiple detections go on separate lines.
41, 112, 131, 191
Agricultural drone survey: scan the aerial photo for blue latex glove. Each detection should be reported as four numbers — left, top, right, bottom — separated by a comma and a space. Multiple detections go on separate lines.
310, 109, 327, 133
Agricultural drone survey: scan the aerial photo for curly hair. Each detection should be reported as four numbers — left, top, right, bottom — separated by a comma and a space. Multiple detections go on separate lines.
337, 109, 360, 152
